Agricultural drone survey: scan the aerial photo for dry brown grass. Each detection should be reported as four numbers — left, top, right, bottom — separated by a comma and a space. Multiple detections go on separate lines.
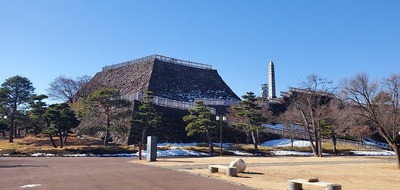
0, 134, 109, 154
132, 156, 400, 190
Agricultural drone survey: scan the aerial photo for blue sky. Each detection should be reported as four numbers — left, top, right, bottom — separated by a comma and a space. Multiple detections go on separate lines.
1, 1, 399, 102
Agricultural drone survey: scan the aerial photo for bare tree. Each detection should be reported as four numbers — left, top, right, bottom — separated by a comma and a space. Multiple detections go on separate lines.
341, 73, 400, 169
47, 75, 91, 103
324, 99, 350, 154
349, 125, 373, 146
289, 74, 334, 157
280, 109, 304, 147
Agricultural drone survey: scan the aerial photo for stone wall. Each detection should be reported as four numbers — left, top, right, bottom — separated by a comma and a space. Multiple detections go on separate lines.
83, 59, 154, 96
148, 59, 240, 101
82, 57, 240, 102
76, 56, 241, 144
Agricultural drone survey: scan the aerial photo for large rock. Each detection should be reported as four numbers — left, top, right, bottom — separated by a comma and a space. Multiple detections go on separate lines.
229, 158, 246, 173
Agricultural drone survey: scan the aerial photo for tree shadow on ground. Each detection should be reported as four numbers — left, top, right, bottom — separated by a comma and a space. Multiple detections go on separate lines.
236, 171, 264, 179
0, 164, 48, 168
243, 171, 264, 175
154, 160, 194, 163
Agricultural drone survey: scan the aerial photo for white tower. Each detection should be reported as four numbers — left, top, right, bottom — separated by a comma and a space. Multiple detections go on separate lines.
268, 61, 276, 99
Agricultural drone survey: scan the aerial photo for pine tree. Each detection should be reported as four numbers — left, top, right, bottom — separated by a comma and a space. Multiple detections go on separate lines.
0, 75, 35, 143
44, 103, 80, 148
82, 88, 131, 146
132, 91, 161, 146
183, 100, 215, 155
234, 92, 263, 151
29, 94, 49, 135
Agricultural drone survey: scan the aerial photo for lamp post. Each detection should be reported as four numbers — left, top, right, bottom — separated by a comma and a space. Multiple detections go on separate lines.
216, 115, 226, 156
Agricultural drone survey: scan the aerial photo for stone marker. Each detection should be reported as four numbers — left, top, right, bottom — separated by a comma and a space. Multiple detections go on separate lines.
147, 136, 157, 162
229, 158, 246, 173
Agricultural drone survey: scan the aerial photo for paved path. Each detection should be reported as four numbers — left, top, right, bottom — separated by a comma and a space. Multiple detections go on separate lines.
0, 157, 251, 190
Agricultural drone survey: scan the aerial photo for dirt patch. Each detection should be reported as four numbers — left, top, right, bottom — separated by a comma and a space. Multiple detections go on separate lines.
131, 156, 400, 190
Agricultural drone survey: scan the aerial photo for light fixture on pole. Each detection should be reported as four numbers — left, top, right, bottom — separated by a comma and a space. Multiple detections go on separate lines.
216, 115, 226, 156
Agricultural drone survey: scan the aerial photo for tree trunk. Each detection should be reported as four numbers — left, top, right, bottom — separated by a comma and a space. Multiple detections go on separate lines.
104, 126, 110, 146
393, 143, 400, 169
307, 134, 316, 155
128, 101, 138, 146
317, 128, 322, 157
49, 134, 57, 148
300, 110, 316, 155
64, 131, 68, 143
313, 129, 319, 157
138, 141, 143, 160
14, 125, 18, 138
58, 126, 64, 148
251, 131, 258, 151
127, 122, 135, 145
308, 105, 320, 157
104, 130, 110, 146
206, 129, 214, 156
9, 117, 14, 143
332, 135, 338, 155
1, 129, 5, 139
290, 138, 294, 147
104, 114, 111, 146
25, 126, 29, 136
141, 127, 148, 147
245, 132, 250, 144
34, 125, 39, 135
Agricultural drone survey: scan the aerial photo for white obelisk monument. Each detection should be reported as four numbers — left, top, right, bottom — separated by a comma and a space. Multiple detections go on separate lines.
268, 61, 276, 99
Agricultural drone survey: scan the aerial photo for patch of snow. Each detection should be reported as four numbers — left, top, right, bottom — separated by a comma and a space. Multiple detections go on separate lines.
350, 151, 395, 156
261, 139, 311, 147
271, 150, 314, 156
20, 184, 41, 188
134, 149, 208, 157
63, 154, 92, 157
158, 142, 231, 149
158, 149, 208, 157
157, 142, 199, 148
262, 123, 285, 130
212, 143, 231, 148
30, 153, 55, 157
262, 123, 305, 132
231, 150, 253, 156
363, 138, 390, 149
